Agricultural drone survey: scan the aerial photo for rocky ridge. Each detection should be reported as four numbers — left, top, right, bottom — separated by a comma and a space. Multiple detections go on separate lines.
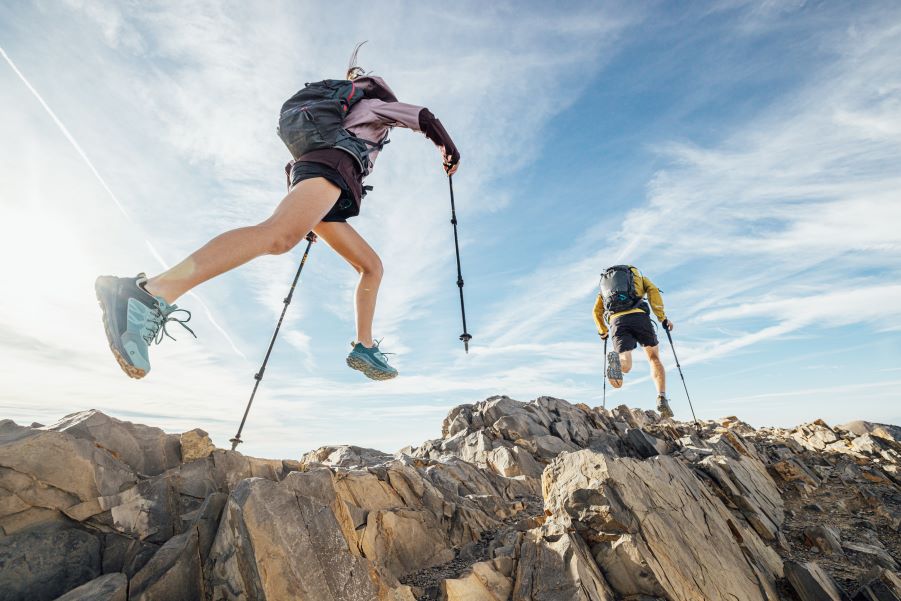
0, 397, 898, 600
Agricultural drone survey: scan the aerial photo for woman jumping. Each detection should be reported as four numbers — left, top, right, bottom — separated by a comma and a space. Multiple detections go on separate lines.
95, 49, 460, 381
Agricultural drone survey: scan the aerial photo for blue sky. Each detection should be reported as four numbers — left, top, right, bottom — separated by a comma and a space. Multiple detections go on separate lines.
1, 1, 899, 458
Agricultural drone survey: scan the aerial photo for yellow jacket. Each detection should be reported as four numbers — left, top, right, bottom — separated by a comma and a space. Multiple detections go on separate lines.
593, 266, 666, 336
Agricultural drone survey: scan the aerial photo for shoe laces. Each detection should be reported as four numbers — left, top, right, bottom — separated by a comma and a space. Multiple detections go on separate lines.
371, 338, 395, 362
143, 305, 197, 346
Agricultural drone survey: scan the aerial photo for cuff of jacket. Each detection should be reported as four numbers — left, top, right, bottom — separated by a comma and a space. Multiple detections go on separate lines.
419, 108, 460, 165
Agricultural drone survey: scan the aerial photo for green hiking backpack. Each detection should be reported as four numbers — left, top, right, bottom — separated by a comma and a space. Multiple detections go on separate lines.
277, 79, 384, 175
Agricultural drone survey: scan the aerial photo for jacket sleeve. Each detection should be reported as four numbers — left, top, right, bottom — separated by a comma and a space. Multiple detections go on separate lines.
642, 276, 667, 322
593, 294, 608, 336
369, 102, 460, 166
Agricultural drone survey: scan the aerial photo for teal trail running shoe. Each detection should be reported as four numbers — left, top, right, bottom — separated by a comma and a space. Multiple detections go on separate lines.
346, 340, 398, 381
94, 273, 195, 379
606, 351, 623, 384
656, 395, 674, 419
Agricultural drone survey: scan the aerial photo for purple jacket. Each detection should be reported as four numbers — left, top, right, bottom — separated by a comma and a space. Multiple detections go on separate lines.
344, 76, 460, 173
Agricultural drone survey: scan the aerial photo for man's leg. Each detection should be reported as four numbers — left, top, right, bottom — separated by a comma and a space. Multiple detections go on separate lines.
145, 177, 341, 303
644, 344, 673, 417
643, 344, 666, 395
313, 221, 382, 348
619, 351, 633, 374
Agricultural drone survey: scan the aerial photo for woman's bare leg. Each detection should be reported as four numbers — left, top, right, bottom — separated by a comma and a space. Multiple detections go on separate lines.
144, 178, 341, 303
313, 221, 382, 347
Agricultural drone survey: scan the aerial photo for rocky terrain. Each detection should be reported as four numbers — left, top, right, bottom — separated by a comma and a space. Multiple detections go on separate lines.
0, 396, 899, 601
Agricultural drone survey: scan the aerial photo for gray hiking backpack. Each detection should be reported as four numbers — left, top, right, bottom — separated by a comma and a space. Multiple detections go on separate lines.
277, 79, 385, 175
600, 265, 646, 316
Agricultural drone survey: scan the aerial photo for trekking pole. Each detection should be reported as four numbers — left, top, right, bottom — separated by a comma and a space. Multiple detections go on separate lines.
230, 232, 316, 450
447, 174, 472, 352
602, 337, 608, 409
664, 328, 701, 432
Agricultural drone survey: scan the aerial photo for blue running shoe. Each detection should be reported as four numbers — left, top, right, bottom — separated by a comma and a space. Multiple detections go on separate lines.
346, 340, 398, 381
94, 273, 195, 379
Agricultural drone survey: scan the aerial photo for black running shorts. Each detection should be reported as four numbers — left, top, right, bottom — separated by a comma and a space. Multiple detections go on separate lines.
610, 311, 659, 353
289, 161, 357, 222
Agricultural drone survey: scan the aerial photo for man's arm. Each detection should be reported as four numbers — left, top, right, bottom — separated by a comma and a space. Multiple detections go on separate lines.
593, 294, 608, 337
642, 276, 667, 323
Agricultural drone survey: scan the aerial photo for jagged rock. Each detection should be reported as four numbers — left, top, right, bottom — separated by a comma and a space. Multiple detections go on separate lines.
624, 428, 671, 458
442, 560, 512, 600
772, 456, 821, 489
179, 429, 215, 462
301, 445, 394, 468
842, 541, 899, 570
361, 508, 456, 576
52, 573, 127, 601
699, 454, 784, 542
43, 410, 181, 476
128, 493, 226, 600
205, 469, 415, 600
486, 445, 543, 478
793, 420, 840, 451
0, 522, 102, 601
1, 401, 898, 601
542, 450, 782, 601
412, 395, 634, 485
852, 568, 901, 601
512, 523, 615, 600
101, 532, 159, 578
840, 421, 901, 444
803, 524, 843, 554
784, 560, 851, 601
0, 419, 137, 505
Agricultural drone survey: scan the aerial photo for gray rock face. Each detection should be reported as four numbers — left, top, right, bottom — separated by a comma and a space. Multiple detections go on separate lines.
52, 573, 127, 601
852, 568, 901, 601
1, 401, 898, 601
785, 560, 852, 601
0, 523, 102, 601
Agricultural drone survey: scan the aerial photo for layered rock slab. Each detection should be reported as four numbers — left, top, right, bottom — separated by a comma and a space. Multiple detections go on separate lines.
543, 450, 783, 601
205, 469, 417, 600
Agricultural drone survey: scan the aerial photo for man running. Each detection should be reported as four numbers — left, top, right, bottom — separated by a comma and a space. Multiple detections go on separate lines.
593, 265, 674, 417
95, 46, 459, 382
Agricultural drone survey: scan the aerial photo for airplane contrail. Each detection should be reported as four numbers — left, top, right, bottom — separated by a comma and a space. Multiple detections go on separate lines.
1, 45, 245, 358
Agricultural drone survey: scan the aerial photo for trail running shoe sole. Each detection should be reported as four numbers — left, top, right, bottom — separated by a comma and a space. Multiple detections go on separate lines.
606, 351, 622, 384
95, 276, 147, 380
346, 355, 398, 381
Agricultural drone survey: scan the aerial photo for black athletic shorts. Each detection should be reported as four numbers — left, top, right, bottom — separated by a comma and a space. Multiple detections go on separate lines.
289, 161, 357, 222
610, 311, 659, 353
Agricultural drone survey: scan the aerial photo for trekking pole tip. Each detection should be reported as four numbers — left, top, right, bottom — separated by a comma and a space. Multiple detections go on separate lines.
460, 332, 472, 353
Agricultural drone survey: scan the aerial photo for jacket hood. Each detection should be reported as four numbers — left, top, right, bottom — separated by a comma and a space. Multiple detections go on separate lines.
354, 76, 398, 103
